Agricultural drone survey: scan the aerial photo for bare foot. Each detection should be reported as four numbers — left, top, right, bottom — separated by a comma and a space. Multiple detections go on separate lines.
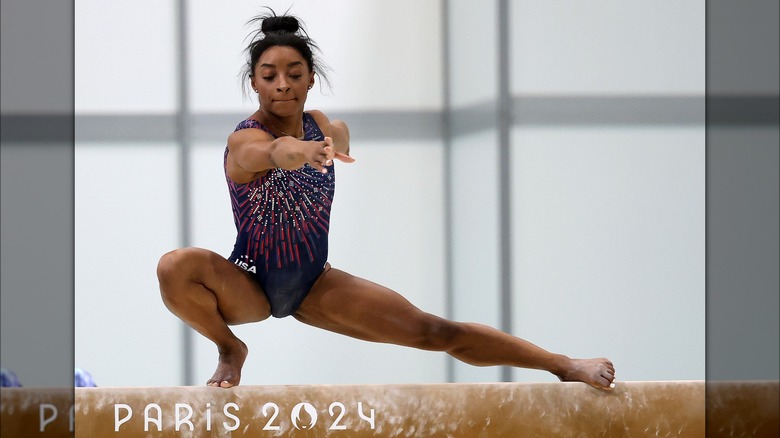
555, 357, 616, 390
206, 340, 248, 388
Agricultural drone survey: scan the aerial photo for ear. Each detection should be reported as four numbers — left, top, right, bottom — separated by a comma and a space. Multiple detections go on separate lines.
308, 72, 315, 89
250, 75, 258, 93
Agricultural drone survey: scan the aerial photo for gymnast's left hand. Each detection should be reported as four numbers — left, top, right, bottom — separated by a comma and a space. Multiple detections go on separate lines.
321, 136, 355, 172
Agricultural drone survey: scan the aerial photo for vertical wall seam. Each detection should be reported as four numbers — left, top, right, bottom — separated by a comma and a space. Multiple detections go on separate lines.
441, 0, 455, 384
176, 0, 194, 386
497, 0, 513, 383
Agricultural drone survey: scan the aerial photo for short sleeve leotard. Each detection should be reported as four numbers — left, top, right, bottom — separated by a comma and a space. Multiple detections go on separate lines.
225, 113, 335, 318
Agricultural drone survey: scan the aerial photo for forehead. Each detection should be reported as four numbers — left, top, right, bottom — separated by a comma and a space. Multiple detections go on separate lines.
257, 46, 308, 69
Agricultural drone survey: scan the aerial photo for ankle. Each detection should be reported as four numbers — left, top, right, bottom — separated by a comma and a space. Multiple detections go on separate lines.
549, 354, 572, 377
218, 339, 247, 355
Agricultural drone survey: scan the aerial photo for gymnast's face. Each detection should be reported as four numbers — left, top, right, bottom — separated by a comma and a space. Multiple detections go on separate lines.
252, 45, 315, 117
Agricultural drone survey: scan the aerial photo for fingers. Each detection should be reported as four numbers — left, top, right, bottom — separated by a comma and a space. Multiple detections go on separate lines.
318, 147, 332, 173
311, 157, 331, 174
305, 137, 354, 173
315, 139, 354, 172
334, 151, 355, 163
324, 146, 335, 163
320, 150, 355, 169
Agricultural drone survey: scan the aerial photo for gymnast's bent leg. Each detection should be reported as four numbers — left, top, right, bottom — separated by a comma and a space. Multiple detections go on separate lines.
157, 247, 272, 387
295, 266, 616, 389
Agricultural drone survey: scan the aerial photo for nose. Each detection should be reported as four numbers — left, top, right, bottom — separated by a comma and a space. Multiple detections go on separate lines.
276, 78, 290, 93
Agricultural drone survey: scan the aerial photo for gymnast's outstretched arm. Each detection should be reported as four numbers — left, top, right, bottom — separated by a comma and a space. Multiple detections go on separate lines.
226, 127, 337, 182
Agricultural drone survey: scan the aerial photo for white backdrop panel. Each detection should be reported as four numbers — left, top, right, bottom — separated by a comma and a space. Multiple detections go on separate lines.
511, 0, 705, 95
448, 0, 498, 108
75, 143, 183, 386
510, 126, 705, 383
75, 0, 178, 113
449, 130, 502, 382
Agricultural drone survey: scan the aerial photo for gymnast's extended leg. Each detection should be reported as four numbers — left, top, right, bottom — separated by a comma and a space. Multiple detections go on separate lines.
295, 266, 615, 389
157, 247, 272, 387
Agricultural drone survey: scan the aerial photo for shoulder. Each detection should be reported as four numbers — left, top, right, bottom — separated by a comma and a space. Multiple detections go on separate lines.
306, 110, 333, 137
235, 118, 264, 131
228, 119, 273, 147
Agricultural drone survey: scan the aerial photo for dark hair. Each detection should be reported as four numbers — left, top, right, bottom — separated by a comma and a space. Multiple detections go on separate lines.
242, 8, 329, 95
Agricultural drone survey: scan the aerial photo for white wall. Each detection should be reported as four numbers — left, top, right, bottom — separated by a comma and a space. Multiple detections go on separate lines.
449, 130, 502, 383
506, 0, 705, 382
448, 0, 498, 108
75, 0, 178, 113
509, 126, 705, 382
74, 143, 183, 386
510, 0, 705, 95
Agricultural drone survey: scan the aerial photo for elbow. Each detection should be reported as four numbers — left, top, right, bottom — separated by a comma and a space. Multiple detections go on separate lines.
333, 120, 350, 139
331, 120, 351, 154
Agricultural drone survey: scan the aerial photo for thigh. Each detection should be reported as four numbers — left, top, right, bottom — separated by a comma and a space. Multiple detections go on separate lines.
160, 247, 272, 324
294, 267, 443, 346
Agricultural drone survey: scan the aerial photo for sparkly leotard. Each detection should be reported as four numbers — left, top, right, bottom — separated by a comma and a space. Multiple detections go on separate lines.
225, 113, 335, 317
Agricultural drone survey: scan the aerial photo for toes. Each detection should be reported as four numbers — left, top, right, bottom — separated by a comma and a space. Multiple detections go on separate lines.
206, 380, 235, 388
598, 377, 614, 390
604, 372, 617, 389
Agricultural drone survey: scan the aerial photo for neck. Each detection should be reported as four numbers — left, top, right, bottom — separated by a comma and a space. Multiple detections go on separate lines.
259, 110, 304, 139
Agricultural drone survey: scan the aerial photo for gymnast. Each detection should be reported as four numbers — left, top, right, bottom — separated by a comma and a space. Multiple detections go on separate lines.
157, 10, 616, 390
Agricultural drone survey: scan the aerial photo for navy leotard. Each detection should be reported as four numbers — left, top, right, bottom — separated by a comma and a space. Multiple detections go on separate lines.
225, 113, 335, 317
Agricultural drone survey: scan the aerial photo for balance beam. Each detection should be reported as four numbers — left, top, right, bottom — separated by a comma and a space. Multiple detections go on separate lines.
1, 381, 778, 437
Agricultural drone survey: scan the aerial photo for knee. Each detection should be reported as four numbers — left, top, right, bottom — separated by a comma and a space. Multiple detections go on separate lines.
157, 248, 200, 293
415, 316, 462, 351
157, 249, 182, 283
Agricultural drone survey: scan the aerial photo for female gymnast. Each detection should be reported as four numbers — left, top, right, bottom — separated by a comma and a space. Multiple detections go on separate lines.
157, 11, 616, 390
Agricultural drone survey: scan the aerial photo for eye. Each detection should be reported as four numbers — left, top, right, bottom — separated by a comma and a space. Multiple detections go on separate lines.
262, 76, 274, 82
290, 74, 302, 80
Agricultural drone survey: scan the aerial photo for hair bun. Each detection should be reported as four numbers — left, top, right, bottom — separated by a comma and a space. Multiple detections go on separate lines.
261, 16, 300, 34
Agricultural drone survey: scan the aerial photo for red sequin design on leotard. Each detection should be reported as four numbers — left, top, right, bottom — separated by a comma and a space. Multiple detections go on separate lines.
225, 115, 334, 272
